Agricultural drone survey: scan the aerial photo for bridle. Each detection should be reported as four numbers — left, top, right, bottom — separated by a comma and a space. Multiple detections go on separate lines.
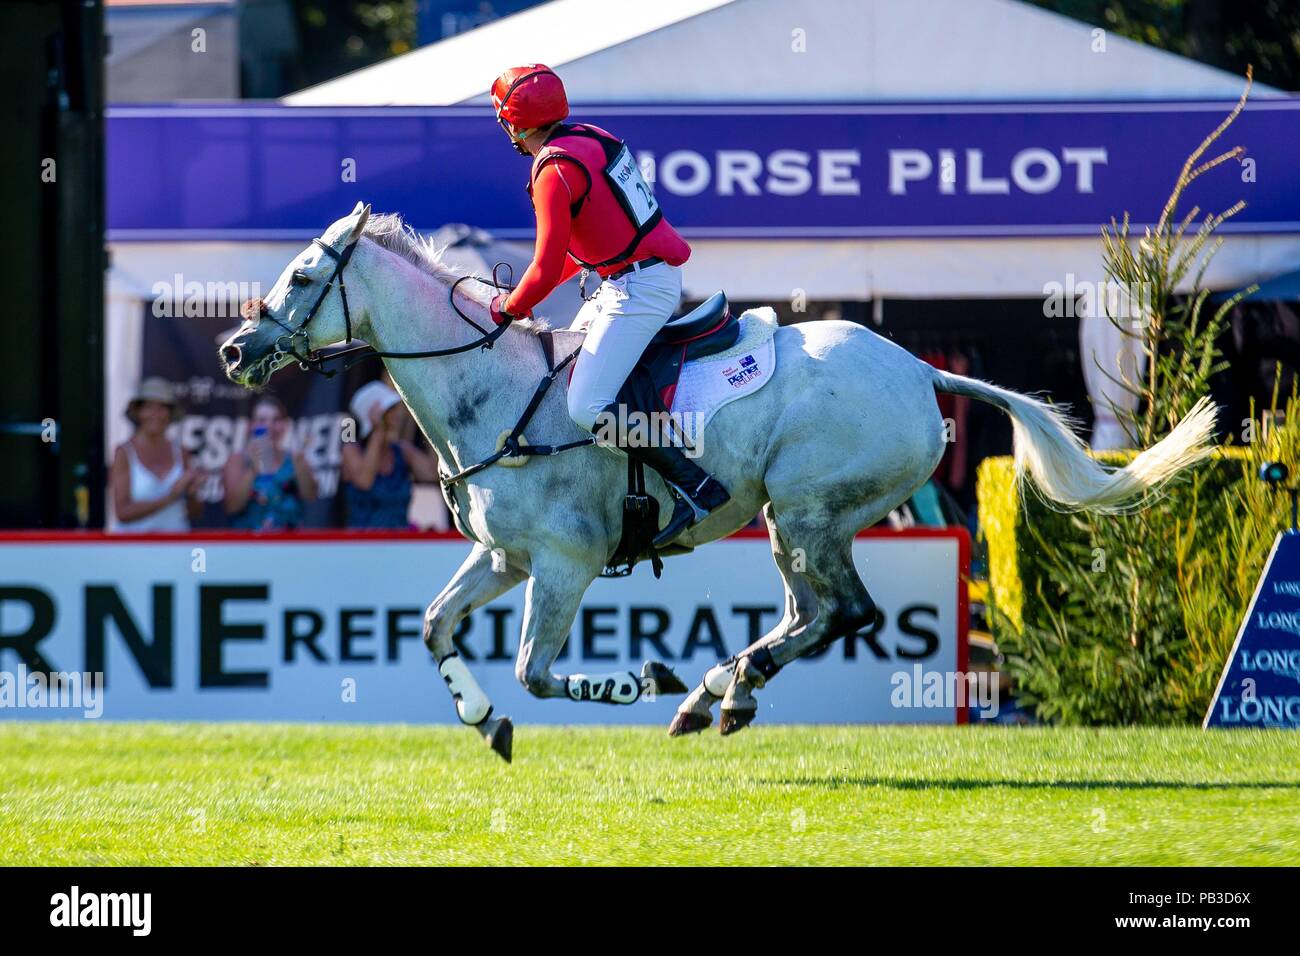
249, 227, 595, 495
257, 234, 516, 378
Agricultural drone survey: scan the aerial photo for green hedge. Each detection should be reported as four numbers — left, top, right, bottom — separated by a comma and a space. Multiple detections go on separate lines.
976, 445, 1279, 724
978, 449, 1247, 634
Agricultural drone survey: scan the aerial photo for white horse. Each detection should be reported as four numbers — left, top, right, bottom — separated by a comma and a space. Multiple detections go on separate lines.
220, 204, 1217, 761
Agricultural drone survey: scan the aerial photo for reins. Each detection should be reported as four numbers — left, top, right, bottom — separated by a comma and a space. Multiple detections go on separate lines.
438, 338, 595, 488
264, 239, 517, 378
262, 230, 596, 488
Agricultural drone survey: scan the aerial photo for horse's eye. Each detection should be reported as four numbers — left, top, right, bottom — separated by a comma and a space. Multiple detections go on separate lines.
291, 271, 311, 286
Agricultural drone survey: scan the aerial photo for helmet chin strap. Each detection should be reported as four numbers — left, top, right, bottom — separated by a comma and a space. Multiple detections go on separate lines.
498, 116, 536, 155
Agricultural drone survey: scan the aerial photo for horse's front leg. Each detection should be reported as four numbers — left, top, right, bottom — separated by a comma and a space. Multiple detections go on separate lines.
424, 543, 526, 761
514, 558, 684, 706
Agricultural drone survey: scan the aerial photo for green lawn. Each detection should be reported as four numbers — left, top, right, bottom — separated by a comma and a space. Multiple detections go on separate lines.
1, 723, 1296, 865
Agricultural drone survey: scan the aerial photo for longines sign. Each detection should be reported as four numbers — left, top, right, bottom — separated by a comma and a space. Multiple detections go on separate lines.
1205, 531, 1300, 729
0, 530, 967, 725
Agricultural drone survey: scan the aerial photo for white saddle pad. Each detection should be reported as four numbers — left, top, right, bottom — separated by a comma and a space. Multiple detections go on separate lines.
668, 307, 778, 444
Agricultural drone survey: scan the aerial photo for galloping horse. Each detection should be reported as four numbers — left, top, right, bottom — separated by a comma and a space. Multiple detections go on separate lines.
220, 204, 1217, 761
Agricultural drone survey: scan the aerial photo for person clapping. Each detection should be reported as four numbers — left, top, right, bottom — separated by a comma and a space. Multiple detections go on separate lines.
341, 380, 439, 529
223, 394, 318, 530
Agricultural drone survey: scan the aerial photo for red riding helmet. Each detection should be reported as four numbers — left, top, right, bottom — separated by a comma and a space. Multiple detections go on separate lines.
490, 64, 569, 140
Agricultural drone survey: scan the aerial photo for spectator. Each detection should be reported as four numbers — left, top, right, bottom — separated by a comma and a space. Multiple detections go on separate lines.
223, 393, 317, 530
342, 380, 439, 529
110, 377, 201, 531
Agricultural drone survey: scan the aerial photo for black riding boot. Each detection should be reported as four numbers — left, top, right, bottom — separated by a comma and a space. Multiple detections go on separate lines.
600, 371, 731, 549
637, 443, 731, 549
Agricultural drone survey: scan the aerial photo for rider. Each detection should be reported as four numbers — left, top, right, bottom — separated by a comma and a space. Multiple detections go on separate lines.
487, 63, 730, 549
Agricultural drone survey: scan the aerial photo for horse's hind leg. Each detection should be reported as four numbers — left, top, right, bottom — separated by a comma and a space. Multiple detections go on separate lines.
424, 544, 527, 761
670, 504, 811, 738
718, 509, 879, 735
669, 503, 812, 735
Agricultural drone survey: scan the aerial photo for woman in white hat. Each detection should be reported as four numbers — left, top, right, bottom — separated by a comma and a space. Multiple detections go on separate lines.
110, 377, 201, 531
341, 378, 439, 528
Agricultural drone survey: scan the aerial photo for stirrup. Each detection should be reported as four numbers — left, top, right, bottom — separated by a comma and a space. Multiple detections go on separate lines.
652, 479, 728, 548
652, 497, 698, 549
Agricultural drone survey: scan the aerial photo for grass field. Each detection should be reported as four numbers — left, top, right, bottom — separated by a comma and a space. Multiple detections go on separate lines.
1, 723, 1297, 866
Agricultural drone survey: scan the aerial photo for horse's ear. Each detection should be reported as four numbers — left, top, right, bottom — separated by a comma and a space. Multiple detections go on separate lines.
346, 202, 371, 244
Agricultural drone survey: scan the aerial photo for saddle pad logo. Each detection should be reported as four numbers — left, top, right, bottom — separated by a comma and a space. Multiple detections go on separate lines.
722, 354, 762, 389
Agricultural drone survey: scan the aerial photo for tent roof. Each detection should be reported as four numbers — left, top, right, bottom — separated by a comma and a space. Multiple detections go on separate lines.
286, 0, 735, 106
285, 0, 1275, 106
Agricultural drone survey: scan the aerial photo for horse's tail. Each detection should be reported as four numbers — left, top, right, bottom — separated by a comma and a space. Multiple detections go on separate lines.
930, 369, 1217, 513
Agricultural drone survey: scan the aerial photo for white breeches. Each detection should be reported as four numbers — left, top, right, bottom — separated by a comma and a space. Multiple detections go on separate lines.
566, 262, 683, 432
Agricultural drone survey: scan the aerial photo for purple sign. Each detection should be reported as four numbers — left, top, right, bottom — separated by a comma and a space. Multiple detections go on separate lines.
107, 100, 1300, 241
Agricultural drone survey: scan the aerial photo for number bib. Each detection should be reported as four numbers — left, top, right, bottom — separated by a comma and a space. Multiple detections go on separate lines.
605, 143, 659, 228
530, 124, 666, 269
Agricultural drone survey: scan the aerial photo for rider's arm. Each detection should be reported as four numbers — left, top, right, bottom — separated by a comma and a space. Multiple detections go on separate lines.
505, 163, 582, 316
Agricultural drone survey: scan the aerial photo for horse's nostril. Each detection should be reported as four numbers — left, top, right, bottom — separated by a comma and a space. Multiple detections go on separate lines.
222, 344, 242, 368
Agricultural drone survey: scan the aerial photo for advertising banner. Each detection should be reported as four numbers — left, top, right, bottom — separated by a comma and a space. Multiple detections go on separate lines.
137, 305, 351, 528
0, 529, 968, 724
107, 100, 1300, 241
1205, 531, 1300, 729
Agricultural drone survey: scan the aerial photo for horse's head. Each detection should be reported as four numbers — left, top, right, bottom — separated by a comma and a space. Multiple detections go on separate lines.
220, 202, 372, 389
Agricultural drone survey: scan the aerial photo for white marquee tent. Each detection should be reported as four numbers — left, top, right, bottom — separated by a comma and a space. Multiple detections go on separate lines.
108, 0, 1297, 454
281, 0, 1294, 302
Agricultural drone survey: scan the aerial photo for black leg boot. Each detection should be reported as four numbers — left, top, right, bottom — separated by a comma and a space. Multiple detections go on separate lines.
638, 443, 731, 549
598, 371, 731, 549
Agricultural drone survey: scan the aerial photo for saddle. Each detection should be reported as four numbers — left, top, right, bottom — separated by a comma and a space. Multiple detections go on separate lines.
438, 291, 741, 579
603, 292, 738, 578
632, 291, 740, 408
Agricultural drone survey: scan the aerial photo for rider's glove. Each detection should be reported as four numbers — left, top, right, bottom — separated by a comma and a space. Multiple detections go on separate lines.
490, 293, 529, 326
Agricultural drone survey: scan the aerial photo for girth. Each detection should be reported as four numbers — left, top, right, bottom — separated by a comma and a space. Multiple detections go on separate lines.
438, 330, 670, 579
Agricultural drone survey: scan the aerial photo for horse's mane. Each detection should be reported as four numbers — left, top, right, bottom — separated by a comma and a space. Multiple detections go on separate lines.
362, 213, 551, 334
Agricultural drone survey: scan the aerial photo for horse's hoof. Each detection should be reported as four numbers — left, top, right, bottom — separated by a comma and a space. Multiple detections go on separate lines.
719, 708, 756, 736
488, 717, 513, 763
668, 710, 711, 736
642, 660, 689, 696
736, 655, 769, 690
